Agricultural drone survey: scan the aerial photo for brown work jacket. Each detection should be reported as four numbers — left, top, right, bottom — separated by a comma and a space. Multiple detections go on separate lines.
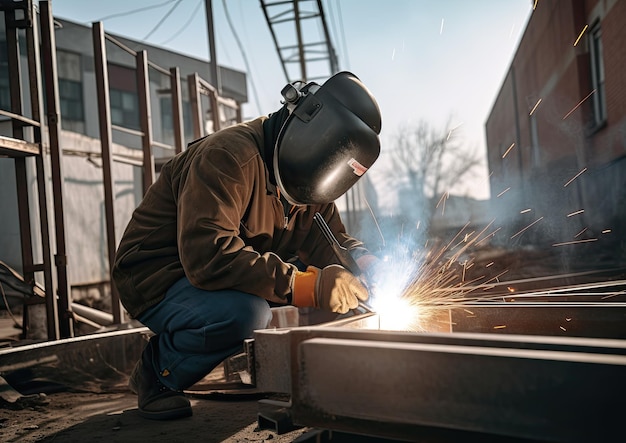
112, 117, 368, 318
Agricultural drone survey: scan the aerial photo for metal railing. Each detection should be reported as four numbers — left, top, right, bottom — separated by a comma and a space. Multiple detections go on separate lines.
92, 22, 243, 326
1, 0, 243, 342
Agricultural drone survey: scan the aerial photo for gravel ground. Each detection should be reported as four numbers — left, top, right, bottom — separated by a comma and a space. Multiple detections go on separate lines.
1, 390, 310, 443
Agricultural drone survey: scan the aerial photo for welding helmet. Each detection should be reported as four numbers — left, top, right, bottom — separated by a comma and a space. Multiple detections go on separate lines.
274, 71, 381, 205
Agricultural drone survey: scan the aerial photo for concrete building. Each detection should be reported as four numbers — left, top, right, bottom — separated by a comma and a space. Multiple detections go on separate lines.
485, 0, 625, 259
0, 13, 248, 325
48, 18, 247, 148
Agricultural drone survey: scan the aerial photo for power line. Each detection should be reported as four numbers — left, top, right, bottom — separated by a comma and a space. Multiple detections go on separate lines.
142, 0, 184, 41
325, 0, 349, 71
158, 0, 204, 45
92, 0, 177, 23
335, 0, 350, 70
222, 0, 262, 115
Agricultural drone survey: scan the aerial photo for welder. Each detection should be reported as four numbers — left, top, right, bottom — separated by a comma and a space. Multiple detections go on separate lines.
111, 71, 382, 420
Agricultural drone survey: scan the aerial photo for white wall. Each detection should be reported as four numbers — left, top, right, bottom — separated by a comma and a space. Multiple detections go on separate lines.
59, 131, 140, 284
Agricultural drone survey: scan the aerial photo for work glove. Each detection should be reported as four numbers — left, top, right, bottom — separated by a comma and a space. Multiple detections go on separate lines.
291, 264, 369, 314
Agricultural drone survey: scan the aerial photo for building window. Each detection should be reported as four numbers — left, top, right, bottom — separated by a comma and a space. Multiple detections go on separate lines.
159, 96, 172, 142
59, 79, 83, 121
0, 38, 10, 110
159, 96, 194, 146
108, 63, 140, 130
110, 89, 140, 130
57, 50, 85, 132
589, 22, 606, 128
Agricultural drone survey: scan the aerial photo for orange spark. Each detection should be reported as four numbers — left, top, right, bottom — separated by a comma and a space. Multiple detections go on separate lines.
436, 191, 449, 216
563, 89, 596, 120
447, 123, 463, 140
511, 217, 544, 239
497, 187, 511, 197
567, 209, 584, 217
502, 143, 515, 159
574, 228, 588, 238
601, 290, 626, 300
552, 238, 598, 247
507, 286, 516, 293
529, 98, 542, 116
364, 197, 385, 247
493, 325, 507, 329
484, 270, 509, 286
564, 167, 587, 187
436, 191, 449, 208
573, 24, 588, 46
475, 227, 501, 246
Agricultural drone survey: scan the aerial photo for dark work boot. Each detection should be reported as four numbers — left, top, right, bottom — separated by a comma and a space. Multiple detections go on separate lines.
128, 338, 192, 420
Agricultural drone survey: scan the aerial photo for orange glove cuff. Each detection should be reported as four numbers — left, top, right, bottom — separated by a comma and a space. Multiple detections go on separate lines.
292, 266, 319, 307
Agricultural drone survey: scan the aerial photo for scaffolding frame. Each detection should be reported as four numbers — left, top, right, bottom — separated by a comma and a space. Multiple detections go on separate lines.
1, 1, 243, 342
0, 0, 70, 339
259, 0, 338, 83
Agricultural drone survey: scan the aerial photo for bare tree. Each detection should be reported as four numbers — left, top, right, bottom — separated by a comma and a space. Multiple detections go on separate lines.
385, 117, 483, 230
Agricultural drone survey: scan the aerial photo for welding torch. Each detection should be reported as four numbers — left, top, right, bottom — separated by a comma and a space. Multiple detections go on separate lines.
313, 212, 374, 313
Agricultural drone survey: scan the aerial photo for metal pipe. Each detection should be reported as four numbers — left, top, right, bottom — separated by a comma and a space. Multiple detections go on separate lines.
170, 67, 185, 154
71, 302, 114, 326
40, 0, 73, 339
204, 0, 221, 94
92, 21, 122, 324
136, 50, 155, 195
188, 73, 203, 139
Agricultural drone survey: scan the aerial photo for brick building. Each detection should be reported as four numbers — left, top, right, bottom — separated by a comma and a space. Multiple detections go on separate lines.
486, 0, 625, 260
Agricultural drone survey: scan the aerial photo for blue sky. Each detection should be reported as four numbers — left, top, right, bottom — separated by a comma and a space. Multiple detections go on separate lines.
48, 0, 533, 200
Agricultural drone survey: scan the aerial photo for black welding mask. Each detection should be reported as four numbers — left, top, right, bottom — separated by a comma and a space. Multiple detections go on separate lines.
273, 71, 381, 205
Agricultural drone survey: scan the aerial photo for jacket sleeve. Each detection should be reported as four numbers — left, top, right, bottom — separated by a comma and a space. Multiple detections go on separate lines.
176, 146, 295, 303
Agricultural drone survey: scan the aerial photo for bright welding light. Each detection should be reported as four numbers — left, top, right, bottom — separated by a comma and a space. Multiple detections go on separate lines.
369, 253, 422, 331
372, 294, 421, 331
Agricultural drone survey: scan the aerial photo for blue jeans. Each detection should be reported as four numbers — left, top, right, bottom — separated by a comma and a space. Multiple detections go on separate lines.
137, 276, 272, 391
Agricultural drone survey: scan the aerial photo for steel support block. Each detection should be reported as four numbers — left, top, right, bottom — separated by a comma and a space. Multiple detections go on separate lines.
292, 337, 626, 442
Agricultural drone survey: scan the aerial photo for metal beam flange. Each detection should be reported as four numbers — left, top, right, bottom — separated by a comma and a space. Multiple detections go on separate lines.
292, 337, 626, 442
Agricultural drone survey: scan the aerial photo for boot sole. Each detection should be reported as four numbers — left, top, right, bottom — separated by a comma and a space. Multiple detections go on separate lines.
137, 405, 193, 420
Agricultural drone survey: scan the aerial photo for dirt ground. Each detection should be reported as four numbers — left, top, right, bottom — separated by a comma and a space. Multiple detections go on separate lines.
1, 390, 310, 443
